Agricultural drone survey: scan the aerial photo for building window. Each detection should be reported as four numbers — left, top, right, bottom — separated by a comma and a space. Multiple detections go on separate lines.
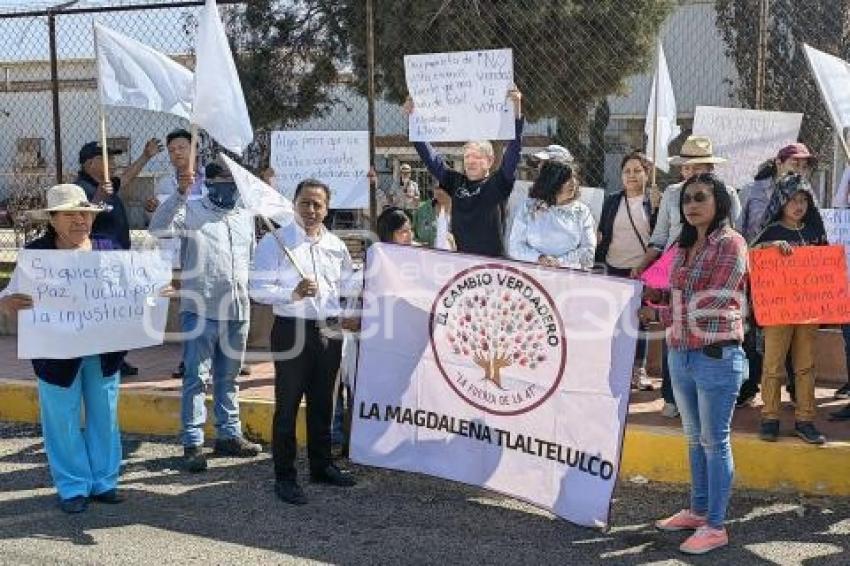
107, 136, 130, 167
15, 137, 46, 169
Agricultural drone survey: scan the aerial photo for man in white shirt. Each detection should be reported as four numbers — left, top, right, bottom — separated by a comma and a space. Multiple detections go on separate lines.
250, 178, 361, 505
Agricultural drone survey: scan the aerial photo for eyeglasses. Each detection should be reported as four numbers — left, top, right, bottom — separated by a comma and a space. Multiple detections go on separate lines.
682, 191, 712, 205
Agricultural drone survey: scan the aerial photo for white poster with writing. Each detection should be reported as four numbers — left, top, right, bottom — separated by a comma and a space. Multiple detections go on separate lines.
351, 244, 640, 528
692, 106, 802, 189
405, 49, 516, 142
270, 130, 370, 209
15, 250, 173, 359
823, 208, 850, 280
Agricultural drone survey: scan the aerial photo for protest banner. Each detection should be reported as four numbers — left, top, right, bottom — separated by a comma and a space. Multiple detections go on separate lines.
692, 106, 802, 189
405, 48, 516, 142
351, 244, 641, 528
15, 250, 173, 359
270, 130, 370, 209
822, 208, 850, 280
750, 245, 850, 326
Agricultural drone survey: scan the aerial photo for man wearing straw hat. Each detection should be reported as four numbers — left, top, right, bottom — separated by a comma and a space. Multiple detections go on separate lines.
633, 135, 741, 419
149, 161, 262, 473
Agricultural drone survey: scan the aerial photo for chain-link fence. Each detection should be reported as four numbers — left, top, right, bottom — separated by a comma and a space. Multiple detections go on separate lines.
1, 0, 848, 262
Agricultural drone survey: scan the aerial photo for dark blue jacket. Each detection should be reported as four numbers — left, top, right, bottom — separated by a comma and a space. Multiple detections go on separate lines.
26, 234, 127, 387
75, 171, 132, 250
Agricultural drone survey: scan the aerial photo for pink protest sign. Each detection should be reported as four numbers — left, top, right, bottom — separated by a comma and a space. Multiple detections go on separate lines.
640, 246, 676, 290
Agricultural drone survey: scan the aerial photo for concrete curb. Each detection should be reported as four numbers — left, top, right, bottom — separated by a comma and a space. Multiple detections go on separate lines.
1, 380, 848, 495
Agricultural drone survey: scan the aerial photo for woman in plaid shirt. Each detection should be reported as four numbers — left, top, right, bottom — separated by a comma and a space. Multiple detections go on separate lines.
639, 173, 747, 555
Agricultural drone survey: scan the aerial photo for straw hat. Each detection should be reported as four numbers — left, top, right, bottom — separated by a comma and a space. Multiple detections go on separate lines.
669, 136, 727, 166
29, 184, 109, 220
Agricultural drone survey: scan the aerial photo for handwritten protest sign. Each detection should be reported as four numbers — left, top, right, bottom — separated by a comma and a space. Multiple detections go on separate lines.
405, 49, 515, 142
692, 107, 802, 189
270, 130, 369, 209
750, 245, 850, 326
15, 250, 173, 359
822, 208, 850, 280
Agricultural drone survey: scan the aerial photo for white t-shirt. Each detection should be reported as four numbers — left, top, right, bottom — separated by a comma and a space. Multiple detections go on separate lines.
606, 195, 650, 269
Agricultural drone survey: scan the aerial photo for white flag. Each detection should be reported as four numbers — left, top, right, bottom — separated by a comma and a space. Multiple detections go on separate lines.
94, 23, 194, 120
644, 41, 680, 173
220, 154, 293, 225
804, 43, 850, 152
192, 0, 254, 154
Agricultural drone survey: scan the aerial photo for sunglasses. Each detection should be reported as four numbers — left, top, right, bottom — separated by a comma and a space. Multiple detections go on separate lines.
682, 191, 712, 205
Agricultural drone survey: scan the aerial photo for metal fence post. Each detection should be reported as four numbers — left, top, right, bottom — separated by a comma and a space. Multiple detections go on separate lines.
366, 0, 377, 229
48, 10, 63, 183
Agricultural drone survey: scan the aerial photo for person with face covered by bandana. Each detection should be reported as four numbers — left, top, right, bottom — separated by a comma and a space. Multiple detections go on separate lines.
149, 162, 262, 473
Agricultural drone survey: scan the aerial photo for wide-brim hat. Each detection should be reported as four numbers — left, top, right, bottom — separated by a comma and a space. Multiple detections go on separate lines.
669, 135, 728, 166
28, 183, 109, 221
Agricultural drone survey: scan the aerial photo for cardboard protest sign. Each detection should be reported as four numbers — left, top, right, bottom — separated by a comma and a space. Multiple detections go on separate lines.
405, 48, 516, 142
15, 250, 173, 359
270, 130, 370, 209
749, 245, 850, 326
692, 107, 802, 189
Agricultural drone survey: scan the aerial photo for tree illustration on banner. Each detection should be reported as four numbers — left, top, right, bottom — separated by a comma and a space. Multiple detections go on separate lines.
444, 289, 548, 389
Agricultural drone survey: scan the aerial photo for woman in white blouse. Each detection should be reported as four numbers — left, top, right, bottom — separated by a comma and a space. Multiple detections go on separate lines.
507, 160, 596, 270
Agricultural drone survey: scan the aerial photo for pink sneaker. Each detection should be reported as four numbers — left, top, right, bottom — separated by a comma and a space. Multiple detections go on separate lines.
679, 526, 729, 555
655, 509, 708, 531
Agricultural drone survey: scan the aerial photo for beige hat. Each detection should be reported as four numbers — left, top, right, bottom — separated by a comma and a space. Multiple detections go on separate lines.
29, 184, 108, 220
400, 163, 412, 173
669, 136, 728, 166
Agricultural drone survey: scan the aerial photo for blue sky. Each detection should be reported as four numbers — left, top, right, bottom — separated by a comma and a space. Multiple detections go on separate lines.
0, 2, 197, 61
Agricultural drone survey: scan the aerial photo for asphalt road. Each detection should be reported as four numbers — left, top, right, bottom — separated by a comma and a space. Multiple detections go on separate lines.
0, 422, 847, 565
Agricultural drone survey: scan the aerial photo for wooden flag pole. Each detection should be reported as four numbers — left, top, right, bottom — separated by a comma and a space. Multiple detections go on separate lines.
187, 123, 199, 176
99, 108, 111, 183
259, 214, 307, 280
650, 50, 660, 193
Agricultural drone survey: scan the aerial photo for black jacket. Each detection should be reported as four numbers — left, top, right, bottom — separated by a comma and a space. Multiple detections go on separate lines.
595, 190, 657, 265
26, 234, 127, 387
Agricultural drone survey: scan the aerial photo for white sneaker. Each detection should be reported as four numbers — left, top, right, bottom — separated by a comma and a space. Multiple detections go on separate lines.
661, 402, 679, 418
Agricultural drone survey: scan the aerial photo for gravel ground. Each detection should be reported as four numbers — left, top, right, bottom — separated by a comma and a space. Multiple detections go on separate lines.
0, 422, 847, 565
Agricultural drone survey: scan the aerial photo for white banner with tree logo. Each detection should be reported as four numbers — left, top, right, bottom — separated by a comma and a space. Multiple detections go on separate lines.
351, 244, 641, 528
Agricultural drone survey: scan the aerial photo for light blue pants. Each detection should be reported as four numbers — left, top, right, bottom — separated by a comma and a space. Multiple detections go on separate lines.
668, 345, 745, 527
180, 312, 248, 447
37, 356, 121, 500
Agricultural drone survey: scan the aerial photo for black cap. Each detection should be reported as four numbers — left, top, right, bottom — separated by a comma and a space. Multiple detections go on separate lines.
79, 141, 122, 165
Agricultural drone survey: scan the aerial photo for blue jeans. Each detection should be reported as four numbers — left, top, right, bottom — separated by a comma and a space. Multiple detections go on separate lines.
668, 345, 745, 527
180, 312, 248, 447
38, 356, 121, 500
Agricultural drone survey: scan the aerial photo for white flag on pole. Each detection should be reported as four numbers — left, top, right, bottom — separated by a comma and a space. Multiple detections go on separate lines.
804, 43, 850, 154
192, 0, 254, 154
94, 23, 194, 120
644, 41, 680, 173
220, 154, 294, 225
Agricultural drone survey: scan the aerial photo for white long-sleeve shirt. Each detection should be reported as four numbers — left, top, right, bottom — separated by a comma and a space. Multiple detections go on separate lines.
250, 222, 361, 320
506, 198, 596, 270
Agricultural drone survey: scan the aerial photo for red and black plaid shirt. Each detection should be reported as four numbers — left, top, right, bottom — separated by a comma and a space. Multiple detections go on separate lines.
658, 226, 748, 350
